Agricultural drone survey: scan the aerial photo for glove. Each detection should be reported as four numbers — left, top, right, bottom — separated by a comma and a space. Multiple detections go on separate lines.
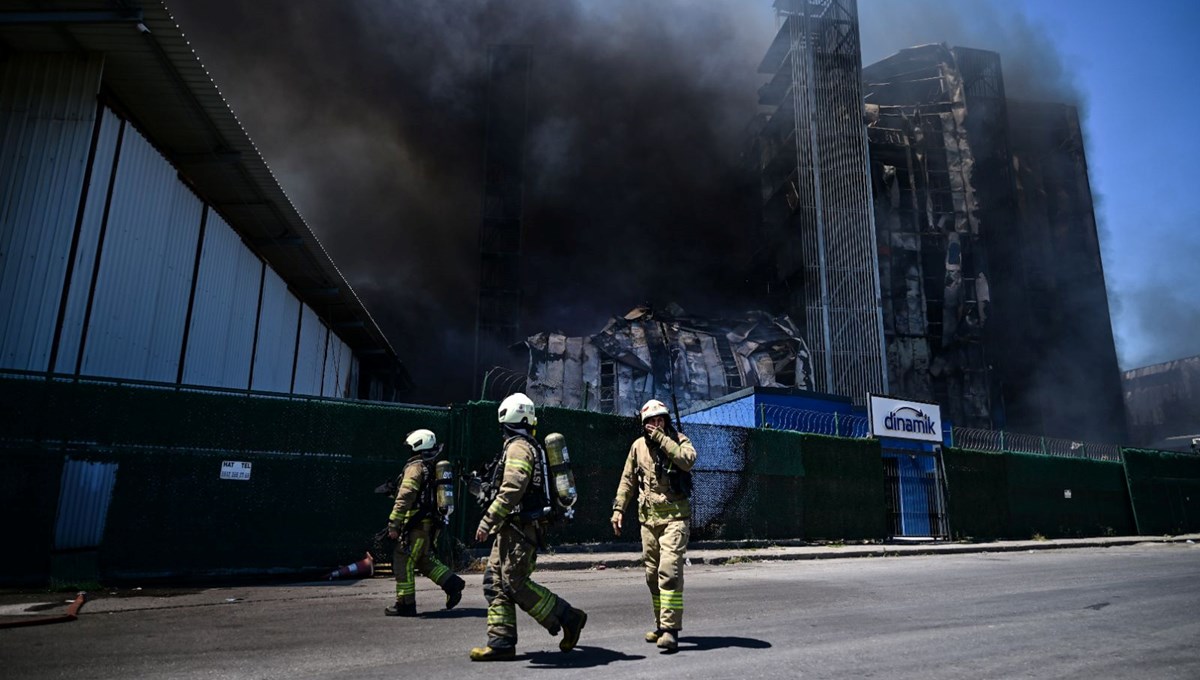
610, 510, 623, 537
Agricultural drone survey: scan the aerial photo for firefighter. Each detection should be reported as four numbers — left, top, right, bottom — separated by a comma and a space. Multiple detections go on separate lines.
610, 398, 697, 652
469, 393, 588, 661
384, 429, 466, 617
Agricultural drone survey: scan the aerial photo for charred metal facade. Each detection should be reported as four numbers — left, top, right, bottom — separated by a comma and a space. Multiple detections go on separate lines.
1123, 355, 1200, 453
524, 305, 813, 416
864, 44, 1127, 442
752, 0, 888, 405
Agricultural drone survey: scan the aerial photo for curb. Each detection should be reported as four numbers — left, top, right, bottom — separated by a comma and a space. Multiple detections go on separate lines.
532, 536, 1198, 571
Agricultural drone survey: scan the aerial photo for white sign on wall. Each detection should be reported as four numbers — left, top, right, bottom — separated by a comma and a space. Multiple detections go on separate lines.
868, 394, 943, 443
220, 461, 253, 481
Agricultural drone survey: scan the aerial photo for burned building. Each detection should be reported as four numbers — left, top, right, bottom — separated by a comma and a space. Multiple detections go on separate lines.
1123, 355, 1200, 453
863, 44, 1127, 442
523, 305, 812, 416
749, 0, 889, 405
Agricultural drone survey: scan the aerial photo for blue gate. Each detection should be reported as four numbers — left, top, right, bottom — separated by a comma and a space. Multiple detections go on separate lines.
882, 447, 949, 539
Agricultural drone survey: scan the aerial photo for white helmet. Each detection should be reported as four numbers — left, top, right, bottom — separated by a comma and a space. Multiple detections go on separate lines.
405, 429, 440, 458
498, 392, 537, 428
640, 399, 670, 423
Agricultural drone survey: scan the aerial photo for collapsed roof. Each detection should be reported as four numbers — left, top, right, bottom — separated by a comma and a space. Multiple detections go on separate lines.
524, 304, 812, 416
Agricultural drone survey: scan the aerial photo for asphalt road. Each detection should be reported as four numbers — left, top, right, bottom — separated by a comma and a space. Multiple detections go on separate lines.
2, 543, 1198, 679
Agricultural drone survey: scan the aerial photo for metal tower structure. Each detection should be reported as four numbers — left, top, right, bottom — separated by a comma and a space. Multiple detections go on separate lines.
473, 45, 531, 396
757, 0, 888, 403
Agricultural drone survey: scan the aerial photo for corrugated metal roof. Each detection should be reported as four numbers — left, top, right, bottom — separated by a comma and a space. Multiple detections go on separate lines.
0, 1, 408, 389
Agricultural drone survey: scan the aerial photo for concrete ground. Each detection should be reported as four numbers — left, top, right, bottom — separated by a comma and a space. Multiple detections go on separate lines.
1, 535, 1198, 679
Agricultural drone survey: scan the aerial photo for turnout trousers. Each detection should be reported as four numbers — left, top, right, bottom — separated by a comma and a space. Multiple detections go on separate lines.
482, 522, 572, 648
393, 519, 454, 605
641, 518, 689, 631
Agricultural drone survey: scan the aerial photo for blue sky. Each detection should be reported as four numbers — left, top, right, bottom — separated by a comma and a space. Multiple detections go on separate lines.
1016, 0, 1200, 369
851, 0, 1200, 369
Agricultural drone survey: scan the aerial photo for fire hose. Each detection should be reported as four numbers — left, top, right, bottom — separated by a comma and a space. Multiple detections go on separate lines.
0, 591, 87, 629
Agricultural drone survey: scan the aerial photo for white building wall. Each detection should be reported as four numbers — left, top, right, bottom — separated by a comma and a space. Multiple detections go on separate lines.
1, 58, 374, 399
0, 53, 103, 371
79, 124, 203, 381
181, 211, 262, 389
250, 268, 300, 393
53, 108, 122, 373
321, 335, 355, 399
292, 306, 328, 396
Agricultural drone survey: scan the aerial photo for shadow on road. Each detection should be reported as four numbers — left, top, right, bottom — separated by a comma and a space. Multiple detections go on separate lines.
421, 607, 487, 619
678, 635, 772, 652
524, 645, 646, 668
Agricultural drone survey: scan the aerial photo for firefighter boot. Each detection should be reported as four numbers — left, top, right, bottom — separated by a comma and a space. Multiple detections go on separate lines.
469, 645, 516, 662
443, 575, 466, 610
384, 601, 417, 617
656, 629, 679, 653
559, 607, 588, 652
645, 629, 663, 643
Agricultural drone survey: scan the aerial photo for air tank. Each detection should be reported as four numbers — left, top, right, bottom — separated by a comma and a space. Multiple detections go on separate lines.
543, 432, 578, 511
434, 459, 455, 519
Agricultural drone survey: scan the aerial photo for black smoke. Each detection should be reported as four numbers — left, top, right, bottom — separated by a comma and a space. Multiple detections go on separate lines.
166, 0, 773, 404
167, 0, 1182, 415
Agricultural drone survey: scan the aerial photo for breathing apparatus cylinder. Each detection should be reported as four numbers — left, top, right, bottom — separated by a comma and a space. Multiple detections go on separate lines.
434, 459, 455, 519
543, 432, 578, 515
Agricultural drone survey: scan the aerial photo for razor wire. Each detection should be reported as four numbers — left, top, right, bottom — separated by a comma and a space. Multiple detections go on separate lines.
680, 399, 871, 438
951, 426, 1122, 462
479, 366, 528, 401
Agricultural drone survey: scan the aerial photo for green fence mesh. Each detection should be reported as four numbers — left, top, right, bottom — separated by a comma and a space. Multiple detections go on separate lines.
97, 448, 399, 580
5, 375, 1181, 586
1003, 452, 1134, 539
0, 375, 448, 457
0, 448, 64, 585
943, 448, 1009, 540
1122, 448, 1200, 535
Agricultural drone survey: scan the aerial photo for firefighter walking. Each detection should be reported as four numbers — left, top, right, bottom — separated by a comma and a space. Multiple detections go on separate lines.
611, 399, 697, 652
469, 393, 587, 661
384, 429, 465, 617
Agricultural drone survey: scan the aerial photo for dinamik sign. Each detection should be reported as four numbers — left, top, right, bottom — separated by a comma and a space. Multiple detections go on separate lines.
868, 395, 943, 443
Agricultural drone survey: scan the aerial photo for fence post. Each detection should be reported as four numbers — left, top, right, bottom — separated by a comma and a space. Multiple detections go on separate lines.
999, 430, 1005, 452
1041, 436, 1047, 455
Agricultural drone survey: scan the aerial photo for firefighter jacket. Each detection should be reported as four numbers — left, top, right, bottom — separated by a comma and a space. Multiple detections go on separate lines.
388, 454, 433, 531
478, 436, 548, 535
612, 428, 697, 526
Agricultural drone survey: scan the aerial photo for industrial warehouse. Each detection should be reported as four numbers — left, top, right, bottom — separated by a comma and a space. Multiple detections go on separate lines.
0, 0, 1197, 597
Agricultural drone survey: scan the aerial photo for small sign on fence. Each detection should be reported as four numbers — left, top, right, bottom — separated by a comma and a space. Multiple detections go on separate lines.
220, 461, 252, 481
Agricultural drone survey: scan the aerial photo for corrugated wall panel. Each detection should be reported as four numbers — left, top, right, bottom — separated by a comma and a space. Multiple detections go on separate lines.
251, 269, 300, 392
0, 54, 103, 371
292, 306, 327, 396
182, 211, 262, 388
321, 334, 355, 398
80, 125, 204, 381
54, 107, 122, 373
53, 458, 119, 550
